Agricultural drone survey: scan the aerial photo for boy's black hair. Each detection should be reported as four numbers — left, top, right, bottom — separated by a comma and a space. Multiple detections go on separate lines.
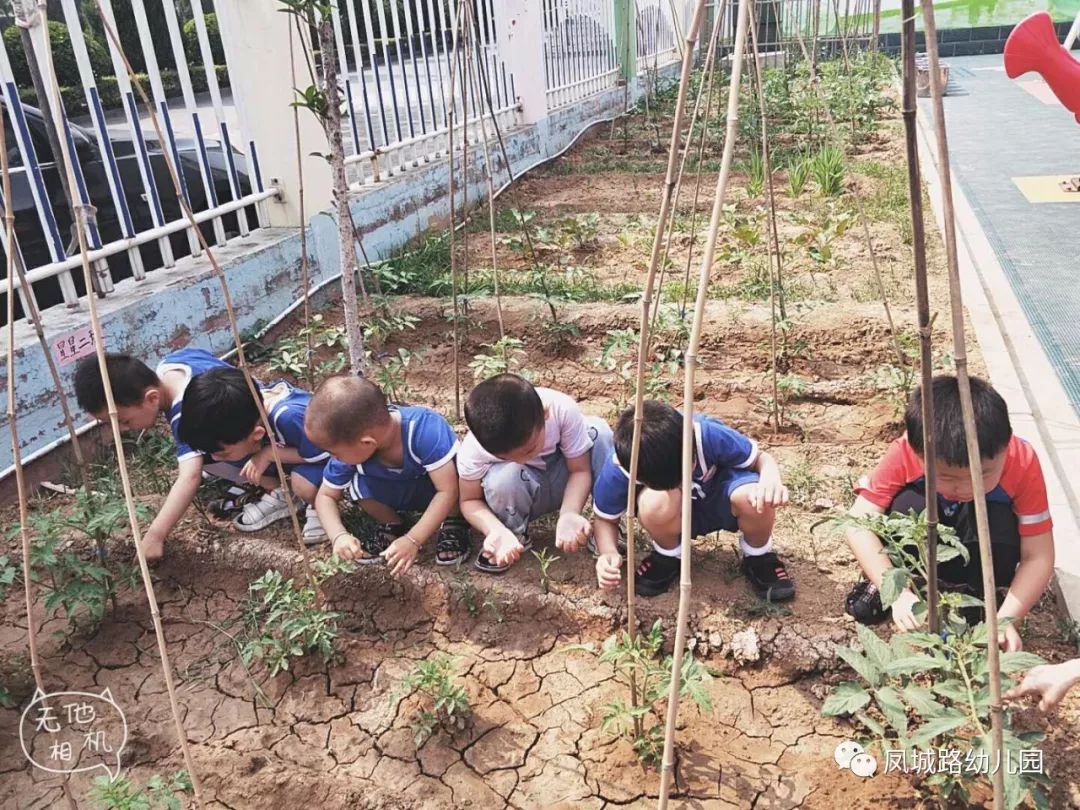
464, 374, 545, 456
305, 375, 390, 444
177, 367, 260, 453
73, 353, 159, 413
613, 400, 683, 491
905, 375, 1012, 466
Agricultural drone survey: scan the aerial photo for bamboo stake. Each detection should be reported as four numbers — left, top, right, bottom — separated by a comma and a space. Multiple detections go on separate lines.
289, 19, 314, 390
658, 1, 748, 805
678, 13, 724, 319
625, 0, 706, 703
1, 61, 42, 697
748, 0, 781, 432
899, 0, 940, 634
446, 0, 464, 420
649, 5, 724, 335
39, 8, 205, 805
463, 1, 506, 347
92, 2, 320, 594
918, 3, 1004, 804
459, 9, 471, 323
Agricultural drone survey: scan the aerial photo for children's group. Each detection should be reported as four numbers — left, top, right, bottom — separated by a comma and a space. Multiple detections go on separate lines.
73, 348, 1056, 650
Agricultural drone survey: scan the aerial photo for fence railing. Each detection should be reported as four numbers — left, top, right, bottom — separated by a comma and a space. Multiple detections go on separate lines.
542, 0, 620, 110
636, 0, 680, 71
332, 0, 519, 186
0, 0, 274, 328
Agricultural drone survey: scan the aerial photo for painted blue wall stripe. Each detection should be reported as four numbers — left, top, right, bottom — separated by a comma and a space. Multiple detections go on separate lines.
249, 140, 264, 193
219, 121, 242, 200
6, 83, 65, 260
160, 102, 190, 203
126, 92, 166, 225
90, 88, 134, 237
191, 114, 219, 207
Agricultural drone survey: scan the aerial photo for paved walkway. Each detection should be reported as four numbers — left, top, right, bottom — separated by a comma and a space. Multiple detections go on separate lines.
920, 53, 1080, 414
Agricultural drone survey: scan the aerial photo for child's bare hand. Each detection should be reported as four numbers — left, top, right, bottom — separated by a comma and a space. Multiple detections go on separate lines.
555, 512, 590, 553
483, 528, 524, 567
1005, 662, 1079, 712
241, 448, 273, 485
382, 535, 420, 578
891, 589, 922, 632
999, 623, 1023, 652
749, 471, 789, 513
333, 532, 363, 561
141, 529, 165, 564
596, 553, 622, 590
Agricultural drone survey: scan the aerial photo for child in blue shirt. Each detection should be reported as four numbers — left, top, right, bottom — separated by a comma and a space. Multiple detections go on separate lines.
74, 348, 259, 562
592, 400, 796, 600
177, 366, 330, 544
304, 376, 469, 575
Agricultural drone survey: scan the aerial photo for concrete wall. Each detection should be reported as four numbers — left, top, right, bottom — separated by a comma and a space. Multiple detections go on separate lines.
0, 79, 648, 481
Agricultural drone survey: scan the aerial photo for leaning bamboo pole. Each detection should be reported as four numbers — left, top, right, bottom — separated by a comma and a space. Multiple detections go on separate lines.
38, 7, 204, 805
1, 66, 42, 697
918, 3, 1004, 805
625, 0, 706, 700
91, 2, 319, 591
462, 1, 506, 347
747, 0, 781, 432
289, 20, 315, 390
446, 0, 464, 418
899, 0, 941, 634
649, 4, 724, 335
657, 1, 749, 806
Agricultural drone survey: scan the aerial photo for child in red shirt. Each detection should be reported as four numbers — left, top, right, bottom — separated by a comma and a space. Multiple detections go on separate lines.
844, 376, 1054, 651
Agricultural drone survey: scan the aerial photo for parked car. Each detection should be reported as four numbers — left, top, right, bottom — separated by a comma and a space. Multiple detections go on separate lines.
1, 100, 256, 322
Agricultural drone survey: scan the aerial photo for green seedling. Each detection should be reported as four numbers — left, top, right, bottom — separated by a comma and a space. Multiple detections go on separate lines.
810, 144, 846, 197
787, 153, 811, 197
397, 655, 472, 747
240, 555, 355, 677
531, 548, 561, 593
747, 147, 765, 198
469, 337, 527, 381
89, 770, 193, 810
570, 619, 713, 768
370, 347, 419, 403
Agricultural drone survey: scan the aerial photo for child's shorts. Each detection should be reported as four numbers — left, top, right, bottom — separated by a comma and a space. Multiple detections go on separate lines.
690, 468, 760, 538
204, 458, 324, 488
349, 475, 436, 513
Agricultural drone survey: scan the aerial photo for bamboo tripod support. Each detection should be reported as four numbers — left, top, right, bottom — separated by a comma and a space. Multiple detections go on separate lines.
446, 0, 464, 420
657, 0, 749, 806
624, 0, 706, 703
38, 6, 205, 804
899, 0, 941, 634
650, 4, 724, 335
918, 3, 1005, 805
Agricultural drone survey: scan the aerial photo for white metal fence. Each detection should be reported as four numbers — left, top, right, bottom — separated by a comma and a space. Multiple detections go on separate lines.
0, 0, 274, 326
542, 0, 620, 110
636, 0, 681, 71
332, 0, 519, 186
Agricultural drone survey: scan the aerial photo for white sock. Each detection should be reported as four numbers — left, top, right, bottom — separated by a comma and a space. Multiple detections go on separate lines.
739, 533, 774, 557
653, 542, 682, 559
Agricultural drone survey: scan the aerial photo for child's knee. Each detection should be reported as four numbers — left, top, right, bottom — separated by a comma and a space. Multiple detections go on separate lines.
482, 463, 533, 512
289, 472, 318, 504
637, 488, 681, 533
730, 485, 776, 527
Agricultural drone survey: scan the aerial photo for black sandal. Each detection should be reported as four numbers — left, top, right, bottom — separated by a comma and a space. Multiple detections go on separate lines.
474, 534, 532, 575
435, 516, 471, 566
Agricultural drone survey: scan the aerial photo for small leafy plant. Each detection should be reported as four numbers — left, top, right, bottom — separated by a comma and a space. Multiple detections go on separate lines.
574, 620, 713, 767
787, 152, 811, 197
397, 655, 472, 747
370, 347, 420, 403
747, 147, 765, 198
449, 567, 506, 622
89, 770, 193, 810
823, 511, 1050, 808
810, 143, 846, 197
241, 556, 355, 677
531, 548, 560, 593
469, 337, 527, 381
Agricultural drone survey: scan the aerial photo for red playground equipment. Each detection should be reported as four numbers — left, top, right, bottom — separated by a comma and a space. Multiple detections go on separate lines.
1004, 11, 1080, 125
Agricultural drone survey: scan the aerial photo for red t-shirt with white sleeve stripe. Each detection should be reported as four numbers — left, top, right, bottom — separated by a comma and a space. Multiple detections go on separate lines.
855, 435, 1053, 537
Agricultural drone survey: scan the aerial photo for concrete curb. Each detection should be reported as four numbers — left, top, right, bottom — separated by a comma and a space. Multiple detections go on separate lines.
915, 105, 1080, 622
